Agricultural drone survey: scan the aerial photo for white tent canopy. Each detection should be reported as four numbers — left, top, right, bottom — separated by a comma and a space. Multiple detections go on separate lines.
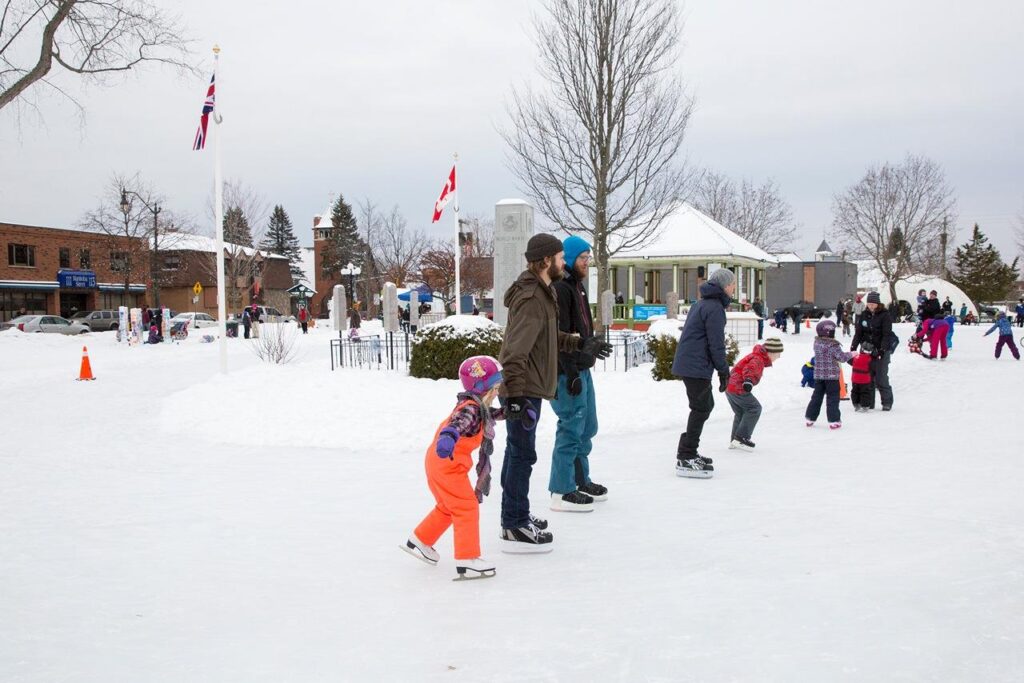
855, 261, 978, 318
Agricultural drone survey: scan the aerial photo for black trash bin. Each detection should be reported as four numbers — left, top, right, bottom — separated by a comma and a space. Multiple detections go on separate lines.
226, 321, 239, 338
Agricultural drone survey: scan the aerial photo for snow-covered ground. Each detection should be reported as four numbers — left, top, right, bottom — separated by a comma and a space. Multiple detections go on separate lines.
1, 321, 1022, 681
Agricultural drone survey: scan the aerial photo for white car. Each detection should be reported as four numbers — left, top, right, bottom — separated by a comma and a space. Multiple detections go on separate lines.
0, 314, 90, 334
170, 312, 219, 329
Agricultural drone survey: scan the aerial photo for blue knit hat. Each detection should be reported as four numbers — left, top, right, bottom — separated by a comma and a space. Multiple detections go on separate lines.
563, 235, 592, 270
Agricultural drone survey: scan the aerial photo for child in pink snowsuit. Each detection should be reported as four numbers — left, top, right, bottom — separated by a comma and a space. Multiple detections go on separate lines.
920, 314, 949, 359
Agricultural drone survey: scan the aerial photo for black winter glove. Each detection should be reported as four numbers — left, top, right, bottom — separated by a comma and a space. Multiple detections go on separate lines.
581, 336, 613, 360
567, 374, 583, 397
742, 380, 753, 393
718, 371, 729, 393
505, 397, 538, 430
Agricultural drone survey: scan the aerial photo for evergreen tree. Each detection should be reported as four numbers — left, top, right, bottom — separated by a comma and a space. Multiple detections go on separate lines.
261, 205, 304, 282
320, 193, 364, 277
887, 227, 905, 260
223, 206, 253, 247
949, 224, 1020, 303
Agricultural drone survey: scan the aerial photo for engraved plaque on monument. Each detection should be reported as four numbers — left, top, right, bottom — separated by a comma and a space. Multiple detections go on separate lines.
493, 199, 535, 326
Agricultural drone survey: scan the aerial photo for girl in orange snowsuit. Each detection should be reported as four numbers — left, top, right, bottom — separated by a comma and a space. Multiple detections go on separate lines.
403, 356, 504, 576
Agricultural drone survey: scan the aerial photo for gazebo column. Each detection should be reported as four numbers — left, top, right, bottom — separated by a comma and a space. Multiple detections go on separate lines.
672, 264, 680, 294
627, 264, 636, 303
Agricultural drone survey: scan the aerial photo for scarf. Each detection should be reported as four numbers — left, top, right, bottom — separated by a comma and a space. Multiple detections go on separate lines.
458, 391, 495, 503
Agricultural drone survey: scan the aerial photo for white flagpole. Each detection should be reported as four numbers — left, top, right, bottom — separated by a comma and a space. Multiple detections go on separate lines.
453, 152, 461, 316
213, 45, 228, 373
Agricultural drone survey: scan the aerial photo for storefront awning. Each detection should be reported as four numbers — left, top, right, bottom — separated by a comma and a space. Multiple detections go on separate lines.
98, 283, 147, 293
0, 280, 59, 290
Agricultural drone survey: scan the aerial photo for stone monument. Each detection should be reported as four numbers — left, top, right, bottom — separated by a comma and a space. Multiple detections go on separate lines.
332, 284, 347, 335
600, 290, 615, 332
666, 292, 679, 319
493, 199, 535, 326
409, 291, 420, 332
382, 283, 398, 334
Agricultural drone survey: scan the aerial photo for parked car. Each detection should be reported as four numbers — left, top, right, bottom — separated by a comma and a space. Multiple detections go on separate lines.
170, 312, 219, 329
0, 314, 90, 334
69, 310, 120, 331
241, 306, 295, 323
786, 301, 830, 319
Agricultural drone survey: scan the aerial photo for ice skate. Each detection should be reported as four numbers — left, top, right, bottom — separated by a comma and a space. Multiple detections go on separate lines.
529, 513, 549, 530
577, 481, 608, 502
676, 457, 713, 479
829, 422, 842, 430
805, 420, 815, 427
453, 557, 496, 581
400, 536, 439, 566
550, 490, 594, 512
500, 523, 554, 553
729, 437, 755, 451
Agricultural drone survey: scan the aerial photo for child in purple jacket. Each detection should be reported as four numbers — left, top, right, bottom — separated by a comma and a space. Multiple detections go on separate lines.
805, 320, 855, 429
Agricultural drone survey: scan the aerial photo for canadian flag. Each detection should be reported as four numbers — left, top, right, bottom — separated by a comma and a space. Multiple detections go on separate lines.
431, 165, 457, 223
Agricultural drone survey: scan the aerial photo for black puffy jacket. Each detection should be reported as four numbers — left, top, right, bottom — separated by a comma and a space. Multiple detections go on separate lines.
851, 307, 895, 353
553, 268, 595, 377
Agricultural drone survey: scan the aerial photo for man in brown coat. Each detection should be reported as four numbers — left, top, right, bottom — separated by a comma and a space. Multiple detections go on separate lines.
498, 233, 611, 552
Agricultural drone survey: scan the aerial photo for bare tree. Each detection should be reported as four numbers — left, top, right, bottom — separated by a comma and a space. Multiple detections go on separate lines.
1015, 198, 1024, 260
830, 154, 957, 305
0, 0, 195, 115
202, 179, 270, 310
357, 197, 382, 315
371, 205, 429, 287
78, 172, 193, 308
502, 0, 694, 326
692, 170, 797, 252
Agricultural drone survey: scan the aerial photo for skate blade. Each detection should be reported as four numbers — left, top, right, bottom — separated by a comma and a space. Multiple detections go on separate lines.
549, 503, 594, 513
499, 539, 554, 554
399, 544, 438, 566
453, 569, 496, 581
675, 468, 713, 479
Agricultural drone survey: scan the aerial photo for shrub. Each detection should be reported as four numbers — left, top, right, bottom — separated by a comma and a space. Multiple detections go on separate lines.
409, 316, 504, 380
647, 319, 740, 382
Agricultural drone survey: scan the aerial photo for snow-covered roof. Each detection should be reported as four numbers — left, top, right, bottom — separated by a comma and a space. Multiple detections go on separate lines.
313, 203, 332, 229
297, 247, 315, 288
611, 204, 778, 264
495, 198, 529, 206
854, 260, 978, 316
164, 234, 287, 259
774, 252, 804, 263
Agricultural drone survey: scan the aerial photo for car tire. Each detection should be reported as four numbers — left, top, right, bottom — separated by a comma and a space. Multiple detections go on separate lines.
79, 329, 89, 335
111, 323, 119, 331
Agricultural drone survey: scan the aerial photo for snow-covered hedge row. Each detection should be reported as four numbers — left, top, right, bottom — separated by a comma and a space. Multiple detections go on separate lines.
646, 318, 740, 381
409, 315, 504, 380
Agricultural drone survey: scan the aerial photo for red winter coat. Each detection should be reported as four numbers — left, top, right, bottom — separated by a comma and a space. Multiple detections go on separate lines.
850, 352, 873, 385
726, 345, 773, 395
298, 308, 308, 322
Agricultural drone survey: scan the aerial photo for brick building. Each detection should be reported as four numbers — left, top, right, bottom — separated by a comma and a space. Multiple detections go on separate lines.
311, 204, 343, 317
1, 221, 146, 322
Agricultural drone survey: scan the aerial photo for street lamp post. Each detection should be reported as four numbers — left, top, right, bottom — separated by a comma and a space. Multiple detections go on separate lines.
120, 189, 162, 308
340, 262, 361, 309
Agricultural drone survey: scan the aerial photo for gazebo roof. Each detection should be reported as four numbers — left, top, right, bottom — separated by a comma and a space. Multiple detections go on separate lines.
609, 204, 778, 265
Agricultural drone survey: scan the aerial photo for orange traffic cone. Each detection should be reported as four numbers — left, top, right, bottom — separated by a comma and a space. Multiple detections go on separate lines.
77, 346, 95, 381
805, 318, 811, 329
839, 366, 848, 400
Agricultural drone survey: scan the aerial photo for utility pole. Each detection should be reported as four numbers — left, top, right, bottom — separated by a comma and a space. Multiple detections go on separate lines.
940, 217, 948, 279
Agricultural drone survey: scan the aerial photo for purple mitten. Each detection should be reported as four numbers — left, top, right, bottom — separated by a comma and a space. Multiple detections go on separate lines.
522, 405, 539, 431
435, 427, 459, 459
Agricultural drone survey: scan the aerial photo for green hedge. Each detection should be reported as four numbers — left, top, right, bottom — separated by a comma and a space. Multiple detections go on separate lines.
648, 333, 740, 382
409, 322, 504, 380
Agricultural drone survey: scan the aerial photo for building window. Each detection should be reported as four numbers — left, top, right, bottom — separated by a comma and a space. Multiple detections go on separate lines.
0, 290, 48, 322
59, 247, 71, 269
162, 254, 181, 271
79, 248, 91, 269
110, 251, 129, 272
7, 243, 36, 267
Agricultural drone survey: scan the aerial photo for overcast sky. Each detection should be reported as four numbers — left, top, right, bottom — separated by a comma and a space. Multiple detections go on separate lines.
2, 0, 1022, 261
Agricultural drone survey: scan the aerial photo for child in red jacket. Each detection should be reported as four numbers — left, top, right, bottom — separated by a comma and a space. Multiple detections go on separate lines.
849, 341, 876, 411
725, 337, 784, 451
402, 356, 504, 581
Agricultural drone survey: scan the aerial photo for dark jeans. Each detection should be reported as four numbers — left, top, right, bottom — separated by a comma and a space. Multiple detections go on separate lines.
678, 377, 714, 459
726, 391, 761, 441
243, 323, 251, 339
873, 351, 893, 408
850, 382, 875, 409
500, 397, 543, 529
757, 319, 764, 340
806, 379, 841, 423
300, 321, 308, 334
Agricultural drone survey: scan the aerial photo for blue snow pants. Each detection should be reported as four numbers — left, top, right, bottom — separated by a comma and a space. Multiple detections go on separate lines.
548, 370, 598, 495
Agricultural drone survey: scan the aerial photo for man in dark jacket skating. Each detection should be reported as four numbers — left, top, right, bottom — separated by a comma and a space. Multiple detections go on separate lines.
549, 236, 608, 513
498, 233, 612, 552
851, 291, 896, 410
671, 268, 735, 478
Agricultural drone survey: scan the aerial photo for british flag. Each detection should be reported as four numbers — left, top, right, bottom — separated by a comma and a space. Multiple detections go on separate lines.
192, 73, 216, 151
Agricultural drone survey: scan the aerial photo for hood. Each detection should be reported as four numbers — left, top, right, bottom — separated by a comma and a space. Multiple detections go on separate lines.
751, 344, 773, 367
503, 269, 551, 309
699, 281, 732, 307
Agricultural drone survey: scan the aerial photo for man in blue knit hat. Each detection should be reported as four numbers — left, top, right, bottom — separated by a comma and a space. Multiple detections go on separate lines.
548, 235, 609, 512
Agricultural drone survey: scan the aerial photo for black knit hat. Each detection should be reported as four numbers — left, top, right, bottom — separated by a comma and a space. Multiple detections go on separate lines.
524, 233, 564, 261
866, 291, 881, 304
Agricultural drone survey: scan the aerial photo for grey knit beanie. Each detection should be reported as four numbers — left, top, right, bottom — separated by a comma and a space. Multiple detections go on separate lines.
707, 268, 736, 288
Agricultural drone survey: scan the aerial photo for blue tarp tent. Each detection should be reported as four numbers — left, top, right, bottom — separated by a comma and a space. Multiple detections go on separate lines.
398, 284, 433, 303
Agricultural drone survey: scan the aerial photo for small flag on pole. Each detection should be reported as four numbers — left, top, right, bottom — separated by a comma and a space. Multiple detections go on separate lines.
431, 165, 457, 223
192, 73, 216, 151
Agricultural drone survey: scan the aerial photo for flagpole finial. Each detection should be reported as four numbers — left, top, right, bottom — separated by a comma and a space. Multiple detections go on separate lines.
453, 152, 458, 162
213, 44, 221, 55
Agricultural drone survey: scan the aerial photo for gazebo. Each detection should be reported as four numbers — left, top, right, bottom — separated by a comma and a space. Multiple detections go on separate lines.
606, 204, 779, 310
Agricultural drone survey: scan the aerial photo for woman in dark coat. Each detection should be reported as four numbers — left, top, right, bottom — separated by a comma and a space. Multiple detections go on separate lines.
851, 292, 896, 411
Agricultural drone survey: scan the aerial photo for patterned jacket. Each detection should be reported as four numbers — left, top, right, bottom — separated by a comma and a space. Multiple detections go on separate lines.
813, 336, 854, 380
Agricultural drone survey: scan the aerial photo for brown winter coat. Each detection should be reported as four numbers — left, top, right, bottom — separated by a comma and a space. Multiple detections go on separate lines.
499, 270, 581, 399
